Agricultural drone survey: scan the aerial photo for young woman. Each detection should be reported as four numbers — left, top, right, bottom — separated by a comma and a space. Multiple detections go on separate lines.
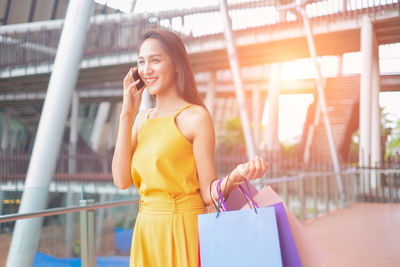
112, 29, 268, 267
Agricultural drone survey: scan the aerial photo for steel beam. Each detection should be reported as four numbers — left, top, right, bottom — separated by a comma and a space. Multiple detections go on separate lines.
299, 7, 345, 204
6, 1, 94, 266
264, 64, 280, 153
219, 0, 256, 159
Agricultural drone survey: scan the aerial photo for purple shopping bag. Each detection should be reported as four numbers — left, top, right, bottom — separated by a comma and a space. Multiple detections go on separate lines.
267, 202, 302, 267
241, 186, 325, 267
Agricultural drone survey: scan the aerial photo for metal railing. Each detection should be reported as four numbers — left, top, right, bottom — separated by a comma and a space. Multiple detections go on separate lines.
0, 198, 139, 267
0, 0, 398, 71
0, 168, 399, 266
258, 168, 400, 222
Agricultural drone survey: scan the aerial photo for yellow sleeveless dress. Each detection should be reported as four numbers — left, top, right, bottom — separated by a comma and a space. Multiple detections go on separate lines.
130, 104, 206, 267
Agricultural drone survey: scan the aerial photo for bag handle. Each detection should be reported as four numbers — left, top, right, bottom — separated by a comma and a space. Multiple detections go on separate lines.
209, 178, 219, 213
237, 182, 259, 209
216, 174, 259, 217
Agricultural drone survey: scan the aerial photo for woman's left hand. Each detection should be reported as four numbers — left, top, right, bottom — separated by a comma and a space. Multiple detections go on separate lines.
231, 156, 269, 184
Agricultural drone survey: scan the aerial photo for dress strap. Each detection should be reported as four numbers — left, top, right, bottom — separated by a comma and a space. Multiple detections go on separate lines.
173, 103, 193, 118
146, 109, 153, 119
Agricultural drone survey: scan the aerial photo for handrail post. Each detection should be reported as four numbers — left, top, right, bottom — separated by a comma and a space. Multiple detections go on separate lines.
80, 199, 96, 267
299, 178, 306, 223
324, 175, 329, 214
312, 177, 318, 218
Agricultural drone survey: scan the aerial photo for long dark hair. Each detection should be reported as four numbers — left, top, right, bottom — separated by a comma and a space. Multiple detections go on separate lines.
139, 29, 204, 107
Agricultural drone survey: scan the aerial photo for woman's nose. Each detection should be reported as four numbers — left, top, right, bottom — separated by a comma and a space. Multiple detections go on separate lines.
143, 62, 153, 75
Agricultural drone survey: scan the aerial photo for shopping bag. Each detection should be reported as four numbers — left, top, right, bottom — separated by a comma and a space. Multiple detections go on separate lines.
241, 186, 325, 267
224, 181, 258, 211
198, 206, 283, 267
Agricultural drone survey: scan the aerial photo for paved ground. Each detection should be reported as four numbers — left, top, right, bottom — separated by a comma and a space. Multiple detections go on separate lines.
305, 203, 400, 267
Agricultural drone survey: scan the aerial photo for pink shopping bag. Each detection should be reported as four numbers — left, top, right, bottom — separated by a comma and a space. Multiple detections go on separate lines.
241, 186, 325, 267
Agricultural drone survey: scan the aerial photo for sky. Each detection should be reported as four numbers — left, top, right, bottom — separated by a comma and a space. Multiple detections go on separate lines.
96, 0, 400, 143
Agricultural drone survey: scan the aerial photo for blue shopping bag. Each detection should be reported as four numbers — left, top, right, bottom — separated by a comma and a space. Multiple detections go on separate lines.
198, 206, 283, 267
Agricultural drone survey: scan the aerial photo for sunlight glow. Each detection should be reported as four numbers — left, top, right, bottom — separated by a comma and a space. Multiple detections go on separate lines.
262, 94, 314, 143
280, 56, 339, 80
278, 94, 314, 143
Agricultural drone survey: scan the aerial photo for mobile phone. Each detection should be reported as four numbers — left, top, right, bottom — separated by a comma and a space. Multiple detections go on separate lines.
132, 68, 145, 90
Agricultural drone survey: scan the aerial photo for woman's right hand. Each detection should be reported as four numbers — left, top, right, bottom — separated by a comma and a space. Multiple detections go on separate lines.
121, 67, 145, 116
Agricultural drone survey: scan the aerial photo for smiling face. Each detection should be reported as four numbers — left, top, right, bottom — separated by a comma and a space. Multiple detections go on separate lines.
137, 38, 177, 96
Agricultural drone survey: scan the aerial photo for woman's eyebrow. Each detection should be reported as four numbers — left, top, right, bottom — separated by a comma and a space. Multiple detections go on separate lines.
138, 54, 163, 59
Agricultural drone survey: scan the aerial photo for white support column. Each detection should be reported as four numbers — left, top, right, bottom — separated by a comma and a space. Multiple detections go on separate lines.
299, 7, 345, 204
304, 101, 321, 165
371, 41, 381, 168
340, 0, 348, 12
252, 85, 261, 150
65, 186, 75, 257
1, 108, 10, 151
6, 1, 94, 266
264, 64, 280, 153
359, 16, 373, 177
370, 31, 381, 189
66, 92, 79, 257
0, 190, 3, 217
337, 54, 343, 77
205, 71, 216, 119
107, 103, 118, 150
96, 193, 107, 254
69, 92, 79, 174
219, 0, 256, 159
90, 102, 110, 153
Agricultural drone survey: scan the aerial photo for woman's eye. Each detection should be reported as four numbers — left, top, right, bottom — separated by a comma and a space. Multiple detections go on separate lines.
152, 58, 160, 63
138, 60, 144, 65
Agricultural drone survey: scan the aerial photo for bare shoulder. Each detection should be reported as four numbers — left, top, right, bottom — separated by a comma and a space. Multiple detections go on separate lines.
182, 105, 212, 126
177, 104, 214, 142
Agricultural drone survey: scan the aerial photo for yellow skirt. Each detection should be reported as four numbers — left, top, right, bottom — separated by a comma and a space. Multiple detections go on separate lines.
130, 194, 207, 267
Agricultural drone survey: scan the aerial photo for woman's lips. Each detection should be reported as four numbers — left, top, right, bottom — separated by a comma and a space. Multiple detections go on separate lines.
144, 77, 158, 86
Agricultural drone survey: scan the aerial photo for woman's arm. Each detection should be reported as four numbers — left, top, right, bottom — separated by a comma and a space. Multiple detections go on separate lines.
188, 106, 268, 205
112, 67, 145, 189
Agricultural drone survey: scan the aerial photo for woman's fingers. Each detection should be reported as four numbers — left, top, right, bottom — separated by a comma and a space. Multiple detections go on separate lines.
260, 157, 269, 173
247, 159, 256, 179
244, 156, 269, 180
126, 79, 141, 93
123, 67, 134, 88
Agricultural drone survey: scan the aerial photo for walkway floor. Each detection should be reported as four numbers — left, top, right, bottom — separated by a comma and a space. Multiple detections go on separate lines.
305, 203, 400, 267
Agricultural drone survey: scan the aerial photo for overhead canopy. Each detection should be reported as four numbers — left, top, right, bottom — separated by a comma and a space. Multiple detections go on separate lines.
0, 0, 123, 26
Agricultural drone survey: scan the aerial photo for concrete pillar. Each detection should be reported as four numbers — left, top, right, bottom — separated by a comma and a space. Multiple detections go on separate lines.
66, 93, 79, 257
0, 190, 3, 216
1, 108, 10, 151
359, 16, 373, 169
96, 193, 107, 254
370, 33, 381, 189
6, 1, 94, 266
371, 42, 381, 168
219, 0, 256, 160
264, 64, 280, 153
252, 85, 261, 150
337, 54, 343, 77
205, 72, 216, 119
340, 0, 348, 12
359, 16, 374, 193
65, 186, 74, 257
107, 104, 118, 150
89, 102, 110, 153
304, 102, 321, 165
69, 92, 79, 174
299, 7, 345, 204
